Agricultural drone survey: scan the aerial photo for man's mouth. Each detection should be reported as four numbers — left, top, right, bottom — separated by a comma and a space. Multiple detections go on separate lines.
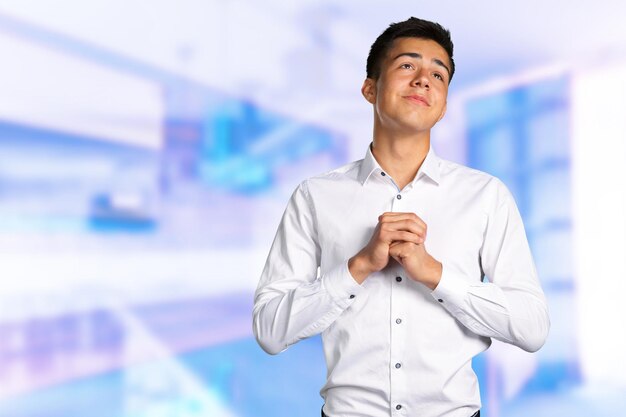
404, 95, 430, 106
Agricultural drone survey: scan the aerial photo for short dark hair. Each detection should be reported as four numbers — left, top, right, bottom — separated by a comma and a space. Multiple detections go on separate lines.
366, 17, 455, 82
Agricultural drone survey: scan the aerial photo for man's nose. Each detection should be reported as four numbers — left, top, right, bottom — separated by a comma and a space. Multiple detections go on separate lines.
411, 69, 430, 89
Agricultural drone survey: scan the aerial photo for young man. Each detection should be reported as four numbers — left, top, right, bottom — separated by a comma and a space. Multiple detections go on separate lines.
253, 17, 549, 417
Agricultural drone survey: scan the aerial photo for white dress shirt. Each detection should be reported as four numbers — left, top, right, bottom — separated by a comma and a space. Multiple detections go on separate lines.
253, 144, 550, 417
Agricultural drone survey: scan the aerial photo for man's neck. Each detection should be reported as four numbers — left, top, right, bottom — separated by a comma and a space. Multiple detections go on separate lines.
370, 133, 430, 190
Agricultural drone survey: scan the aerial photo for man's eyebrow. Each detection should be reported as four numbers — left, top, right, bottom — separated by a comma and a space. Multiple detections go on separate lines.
392, 52, 450, 76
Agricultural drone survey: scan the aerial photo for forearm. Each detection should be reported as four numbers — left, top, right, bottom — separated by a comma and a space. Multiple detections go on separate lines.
432, 266, 550, 352
253, 261, 362, 354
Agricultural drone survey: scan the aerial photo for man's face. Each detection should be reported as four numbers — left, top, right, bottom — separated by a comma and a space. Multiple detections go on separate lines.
362, 37, 450, 135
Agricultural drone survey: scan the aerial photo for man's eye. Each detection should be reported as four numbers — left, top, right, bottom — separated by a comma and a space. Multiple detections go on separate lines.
400, 63, 413, 69
433, 73, 443, 80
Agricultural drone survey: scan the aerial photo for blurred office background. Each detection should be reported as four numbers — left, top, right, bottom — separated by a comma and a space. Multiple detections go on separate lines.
0, 1, 625, 416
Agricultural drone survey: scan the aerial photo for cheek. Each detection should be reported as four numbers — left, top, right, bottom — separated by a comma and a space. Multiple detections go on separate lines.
374, 86, 391, 106
436, 84, 449, 97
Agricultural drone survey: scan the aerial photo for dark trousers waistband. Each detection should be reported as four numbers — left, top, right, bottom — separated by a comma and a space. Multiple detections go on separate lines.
321, 407, 480, 417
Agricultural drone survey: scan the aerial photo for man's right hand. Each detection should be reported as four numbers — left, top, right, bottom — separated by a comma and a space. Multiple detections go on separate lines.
348, 212, 427, 284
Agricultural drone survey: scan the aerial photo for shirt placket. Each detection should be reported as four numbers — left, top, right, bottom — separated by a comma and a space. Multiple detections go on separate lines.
389, 181, 409, 415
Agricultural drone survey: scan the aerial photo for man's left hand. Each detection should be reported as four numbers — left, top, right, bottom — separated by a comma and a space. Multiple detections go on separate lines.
389, 240, 442, 290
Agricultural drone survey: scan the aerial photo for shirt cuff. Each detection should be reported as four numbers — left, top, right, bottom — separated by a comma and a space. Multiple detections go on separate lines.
323, 260, 364, 309
431, 263, 471, 313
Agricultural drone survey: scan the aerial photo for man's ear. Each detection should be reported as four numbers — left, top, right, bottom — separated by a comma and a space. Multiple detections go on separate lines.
436, 101, 447, 123
361, 78, 376, 104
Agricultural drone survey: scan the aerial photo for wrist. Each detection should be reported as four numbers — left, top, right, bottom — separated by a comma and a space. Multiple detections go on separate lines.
348, 254, 373, 284
423, 258, 443, 290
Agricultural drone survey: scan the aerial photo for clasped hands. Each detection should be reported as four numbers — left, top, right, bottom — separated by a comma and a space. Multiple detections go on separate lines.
348, 212, 442, 290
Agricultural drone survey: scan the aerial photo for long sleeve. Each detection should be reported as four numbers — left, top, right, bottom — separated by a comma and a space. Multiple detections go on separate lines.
252, 181, 363, 355
431, 180, 550, 352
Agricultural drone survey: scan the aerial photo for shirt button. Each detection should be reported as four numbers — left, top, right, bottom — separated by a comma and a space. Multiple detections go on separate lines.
395, 362, 402, 369
381, 172, 386, 176
350, 295, 355, 299
396, 276, 402, 282
396, 194, 402, 200
396, 318, 402, 324
438, 298, 444, 303
396, 404, 402, 410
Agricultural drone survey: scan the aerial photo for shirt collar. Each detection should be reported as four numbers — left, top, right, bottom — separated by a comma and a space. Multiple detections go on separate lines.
357, 142, 441, 186
417, 145, 441, 185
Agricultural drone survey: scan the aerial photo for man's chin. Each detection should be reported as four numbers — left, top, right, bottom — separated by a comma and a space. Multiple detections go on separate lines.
395, 120, 438, 136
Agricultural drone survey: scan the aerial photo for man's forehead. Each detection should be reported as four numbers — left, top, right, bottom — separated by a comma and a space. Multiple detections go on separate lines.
386, 37, 450, 65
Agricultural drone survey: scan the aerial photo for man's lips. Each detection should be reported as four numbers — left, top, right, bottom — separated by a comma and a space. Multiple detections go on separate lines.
404, 95, 430, 106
